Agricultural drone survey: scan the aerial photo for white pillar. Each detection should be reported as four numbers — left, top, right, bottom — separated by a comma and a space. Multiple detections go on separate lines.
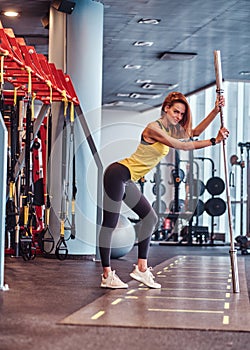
48, 0, 103, 255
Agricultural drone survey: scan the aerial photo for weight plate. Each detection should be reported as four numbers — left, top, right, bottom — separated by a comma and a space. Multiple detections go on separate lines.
189, 179, 205, 197
188, 198, 205, 216
152, 200, 167, 213
205, 197, 226, 216
206, 176, 225, 195
152, 183, 166, 196
169, 199, 185, 213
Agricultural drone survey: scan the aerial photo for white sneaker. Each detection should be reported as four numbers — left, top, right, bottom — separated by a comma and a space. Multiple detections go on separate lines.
130, 265, 161, 289
101, 270, 128, 289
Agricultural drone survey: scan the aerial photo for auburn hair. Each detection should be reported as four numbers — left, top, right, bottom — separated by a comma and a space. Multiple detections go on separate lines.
161, 92, 192, 138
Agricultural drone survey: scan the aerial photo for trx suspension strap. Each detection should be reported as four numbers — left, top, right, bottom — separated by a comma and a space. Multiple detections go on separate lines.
55, 93, 69, 260
19, 69, 36, 261
6, 88, 20, 256
55, 99, 77, 260
38, 83, 55, 255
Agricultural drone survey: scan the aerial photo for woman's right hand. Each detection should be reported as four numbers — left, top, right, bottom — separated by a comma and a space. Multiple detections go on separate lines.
215, 126, 229, 144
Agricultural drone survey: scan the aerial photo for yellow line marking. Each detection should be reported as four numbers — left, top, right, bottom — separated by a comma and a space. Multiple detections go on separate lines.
170, 270, 230, 274
111, 298, 123, 305
126, 289, 136, 295
225, 293, 230, 298
125, 296, 138, 299
148, 308, 224, 314
161, 288, 228, 292
157, 271, 163, 275
171, 267, 228, 272
146, 296, 225, 301
169, 275, 229, 280
228, 279, 232, 283
91, 310, 105, 320
227, 285, 231, 290
224, 302, 230, 310
163, 267, 169, 271
223, 315, 229, 324
178, 265, 229, 268
162, 281, 228, 285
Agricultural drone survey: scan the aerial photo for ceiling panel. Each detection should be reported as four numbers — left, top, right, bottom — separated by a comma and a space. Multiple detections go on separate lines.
0, 0, 249, 112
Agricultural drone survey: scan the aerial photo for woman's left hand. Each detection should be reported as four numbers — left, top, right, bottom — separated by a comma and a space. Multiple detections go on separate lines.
215, 126, 229, 144
215, 95, 225, 112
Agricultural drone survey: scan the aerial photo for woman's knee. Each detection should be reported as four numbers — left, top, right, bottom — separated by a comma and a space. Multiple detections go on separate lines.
142, 208, 158, 229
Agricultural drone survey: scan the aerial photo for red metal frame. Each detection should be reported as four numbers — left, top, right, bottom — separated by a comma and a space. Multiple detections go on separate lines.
0, 25, 79, 105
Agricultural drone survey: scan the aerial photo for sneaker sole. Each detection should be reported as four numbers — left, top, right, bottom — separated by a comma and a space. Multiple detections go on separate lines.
100, 283, 128, 289
130, 272, 161, 289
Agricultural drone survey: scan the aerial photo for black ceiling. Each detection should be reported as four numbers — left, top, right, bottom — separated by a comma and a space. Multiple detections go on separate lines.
0, 0, 250, 112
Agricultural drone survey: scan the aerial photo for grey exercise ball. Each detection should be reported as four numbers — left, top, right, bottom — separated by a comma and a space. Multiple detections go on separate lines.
111, 215, 136, 259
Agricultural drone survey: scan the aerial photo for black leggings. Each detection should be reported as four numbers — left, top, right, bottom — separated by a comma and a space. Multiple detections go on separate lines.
99, 162, 158, 267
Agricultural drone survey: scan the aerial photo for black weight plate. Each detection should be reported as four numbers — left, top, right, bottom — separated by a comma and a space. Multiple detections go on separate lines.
206, 177, 225, 195
189, 179, 205, 197
152, 183, 166, 196
152, 200, 167, 213
188, 198, 205, 216
169, 199, 185, 213
205, 197, 226, 216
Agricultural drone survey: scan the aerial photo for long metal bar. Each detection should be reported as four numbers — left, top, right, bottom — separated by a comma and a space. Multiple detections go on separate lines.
75, 105, 103, 260
214, 50, 240, 293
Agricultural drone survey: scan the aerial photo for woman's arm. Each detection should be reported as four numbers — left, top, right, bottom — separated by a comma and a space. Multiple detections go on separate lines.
143, 121, 229, 151
192, 95, 225, 137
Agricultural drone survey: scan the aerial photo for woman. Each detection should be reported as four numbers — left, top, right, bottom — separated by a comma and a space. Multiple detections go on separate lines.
99, 91, 228, 289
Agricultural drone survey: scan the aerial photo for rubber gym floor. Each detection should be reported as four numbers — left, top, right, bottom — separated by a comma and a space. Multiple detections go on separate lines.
1, 244, 250, 350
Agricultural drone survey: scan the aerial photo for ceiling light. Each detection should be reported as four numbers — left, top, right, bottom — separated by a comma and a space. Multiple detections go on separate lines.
133, 41, 154, 47
141, 82, 179, 90
160, 51, 197, 61
138, 18, 161, 25
103, 101, 143, 108
135, 79, 152, 84
124, 64, 141, 70
117, 92, 162, 99
2, 11, 20, 17
239, 71, 250, 76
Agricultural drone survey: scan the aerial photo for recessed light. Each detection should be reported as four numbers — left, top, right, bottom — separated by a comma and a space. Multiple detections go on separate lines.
239, 71, 250, 76
133, 41, 154, 47
124, 64, 141, 70
138, 18, 161, 25
160, 51, 197, 61
117, 92, 162, 99
141, 82, 179, 90
103, 101, 143, 108
2, 11, 20, 17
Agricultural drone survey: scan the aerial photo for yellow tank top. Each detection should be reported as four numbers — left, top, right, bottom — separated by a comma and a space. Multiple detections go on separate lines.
118, 120, 170, 181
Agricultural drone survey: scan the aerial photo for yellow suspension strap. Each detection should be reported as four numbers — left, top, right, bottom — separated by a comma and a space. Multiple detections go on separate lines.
19, 68, 36, 261
55, 91, 69, 260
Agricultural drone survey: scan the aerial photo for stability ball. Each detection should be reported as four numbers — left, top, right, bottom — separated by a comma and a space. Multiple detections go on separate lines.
111, 215, 136, 259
